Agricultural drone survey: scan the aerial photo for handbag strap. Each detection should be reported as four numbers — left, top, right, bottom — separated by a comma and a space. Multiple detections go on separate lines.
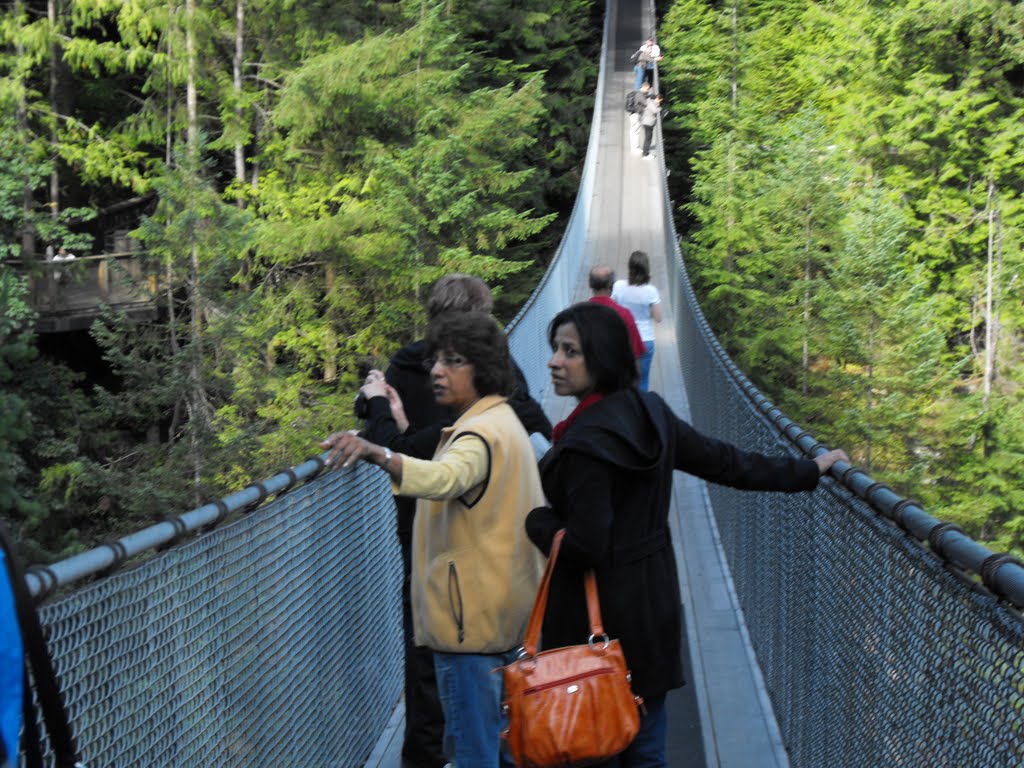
522, 529, 605, 657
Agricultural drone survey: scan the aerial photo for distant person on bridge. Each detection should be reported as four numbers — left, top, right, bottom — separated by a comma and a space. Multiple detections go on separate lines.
639, 92, 663, 159
527, 301, 849, 768
321, 311, 545, 768
624, 81, 652, 154
613, 250, 662, 390
631, 36, 663, 90
588, 264, 644, 359
345, 274, 550, 768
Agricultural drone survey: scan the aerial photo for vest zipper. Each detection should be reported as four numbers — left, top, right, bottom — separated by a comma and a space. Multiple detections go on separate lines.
447, 560, 465, 643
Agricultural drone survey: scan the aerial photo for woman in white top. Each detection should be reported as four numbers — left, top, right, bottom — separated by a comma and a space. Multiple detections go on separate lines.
612, 250, 662, 391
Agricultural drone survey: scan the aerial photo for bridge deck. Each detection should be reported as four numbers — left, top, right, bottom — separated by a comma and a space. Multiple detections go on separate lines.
368, 0, 788, 765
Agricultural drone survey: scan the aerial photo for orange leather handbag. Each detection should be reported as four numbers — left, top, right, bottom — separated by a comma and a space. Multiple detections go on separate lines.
501, 529, 644, 767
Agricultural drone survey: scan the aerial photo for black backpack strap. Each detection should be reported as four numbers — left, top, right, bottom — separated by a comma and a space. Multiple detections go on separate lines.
0, 522, 82, 767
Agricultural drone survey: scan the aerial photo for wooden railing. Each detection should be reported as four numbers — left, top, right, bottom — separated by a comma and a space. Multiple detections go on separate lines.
14, 253, 159, 332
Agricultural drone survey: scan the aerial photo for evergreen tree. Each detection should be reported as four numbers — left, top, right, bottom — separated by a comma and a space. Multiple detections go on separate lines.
0, 0, 596, 550
660, 0, 1024, 553
0, 267, 41, 546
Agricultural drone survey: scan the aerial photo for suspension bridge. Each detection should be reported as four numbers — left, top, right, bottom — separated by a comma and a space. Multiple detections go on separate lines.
19, 0, 1024, 766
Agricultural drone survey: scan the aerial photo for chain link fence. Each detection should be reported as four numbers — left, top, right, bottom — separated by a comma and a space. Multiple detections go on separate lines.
656, 147, 1024, 767
31, 466, 402, 767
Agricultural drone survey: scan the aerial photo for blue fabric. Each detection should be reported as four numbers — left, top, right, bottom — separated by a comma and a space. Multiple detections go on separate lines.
633, 65, 646, 90
433, 649, 517, 768
591, 693, 668, 767
638, 341, 655, 391
0, 550, 23, 766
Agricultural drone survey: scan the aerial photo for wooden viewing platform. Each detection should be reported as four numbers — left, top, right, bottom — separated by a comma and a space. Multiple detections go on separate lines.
13, 252, 159, 333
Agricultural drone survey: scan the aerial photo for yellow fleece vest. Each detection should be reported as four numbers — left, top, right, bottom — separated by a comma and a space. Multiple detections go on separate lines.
409, 395, 546, 653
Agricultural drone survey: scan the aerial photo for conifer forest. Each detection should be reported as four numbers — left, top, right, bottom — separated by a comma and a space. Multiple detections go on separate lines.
3, 0, 1024, 563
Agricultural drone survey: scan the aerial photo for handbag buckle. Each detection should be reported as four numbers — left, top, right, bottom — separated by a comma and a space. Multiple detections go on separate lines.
514, 646, 539, 672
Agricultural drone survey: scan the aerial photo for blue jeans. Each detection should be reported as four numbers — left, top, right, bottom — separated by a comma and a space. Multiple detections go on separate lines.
591, 693, 668, 767
639, 340, 655, 391
433, 649, 517, 768
633, 64, 646, 90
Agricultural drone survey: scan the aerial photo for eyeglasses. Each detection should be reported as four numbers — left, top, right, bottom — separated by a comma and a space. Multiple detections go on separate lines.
422, 355, 469, 371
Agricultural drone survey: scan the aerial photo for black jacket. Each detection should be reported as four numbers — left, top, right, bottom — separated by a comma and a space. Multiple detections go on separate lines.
525, 388, 820, 699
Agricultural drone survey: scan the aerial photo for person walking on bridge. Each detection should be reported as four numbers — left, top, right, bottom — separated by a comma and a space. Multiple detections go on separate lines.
625, 82, 652, 153
588, 264, 644, 360
632, 37, 662, 90
528, 302, 849, 767
639, 92, 663, 159
613, 250, 662, 390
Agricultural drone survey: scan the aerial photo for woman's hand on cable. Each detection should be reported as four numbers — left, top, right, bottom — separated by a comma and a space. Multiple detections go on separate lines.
813, 448, 850, 476
321, 430, 379, 469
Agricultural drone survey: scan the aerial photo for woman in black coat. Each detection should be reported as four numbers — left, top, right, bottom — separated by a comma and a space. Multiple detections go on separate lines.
525, 302, 847, 767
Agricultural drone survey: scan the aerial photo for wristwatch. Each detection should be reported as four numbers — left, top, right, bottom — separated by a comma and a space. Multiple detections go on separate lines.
382, 447, 392, 468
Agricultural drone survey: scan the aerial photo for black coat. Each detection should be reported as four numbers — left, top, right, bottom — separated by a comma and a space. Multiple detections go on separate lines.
525, 388, 820, 699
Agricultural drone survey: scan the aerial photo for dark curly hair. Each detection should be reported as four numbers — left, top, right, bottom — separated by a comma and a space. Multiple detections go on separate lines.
548, 302, 638, 393
425, 311, 516, 397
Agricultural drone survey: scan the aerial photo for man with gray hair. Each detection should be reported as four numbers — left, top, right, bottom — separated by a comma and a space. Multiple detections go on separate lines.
588, 264, 645, 359
424, 273, 494, 320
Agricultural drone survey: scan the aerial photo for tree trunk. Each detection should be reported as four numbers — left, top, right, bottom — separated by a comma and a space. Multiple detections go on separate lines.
865, 313, 874, 471
233, 0, 246, 203
730, 0, 739, 115
323, 263, 337, 382
15, 2, 36, 257
48, 0, 60, 227
982, 179, 997, 407
186, 0, 206, 500
725, 140, 736, 272
802, 218, 811, 396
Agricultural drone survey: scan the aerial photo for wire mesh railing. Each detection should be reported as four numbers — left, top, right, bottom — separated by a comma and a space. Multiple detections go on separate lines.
655, 130, 1024, 766
28, 464, 403, 767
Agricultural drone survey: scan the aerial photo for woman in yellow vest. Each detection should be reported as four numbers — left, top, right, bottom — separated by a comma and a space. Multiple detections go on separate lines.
322, 311, 545, 768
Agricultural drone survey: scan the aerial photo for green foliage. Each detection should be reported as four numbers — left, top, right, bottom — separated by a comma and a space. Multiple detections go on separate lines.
0, 0, 598, 561
0, 113, 89, 258
0, 0, 597, 559
0, 267, 39, 524
662, 0, 1024, 554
